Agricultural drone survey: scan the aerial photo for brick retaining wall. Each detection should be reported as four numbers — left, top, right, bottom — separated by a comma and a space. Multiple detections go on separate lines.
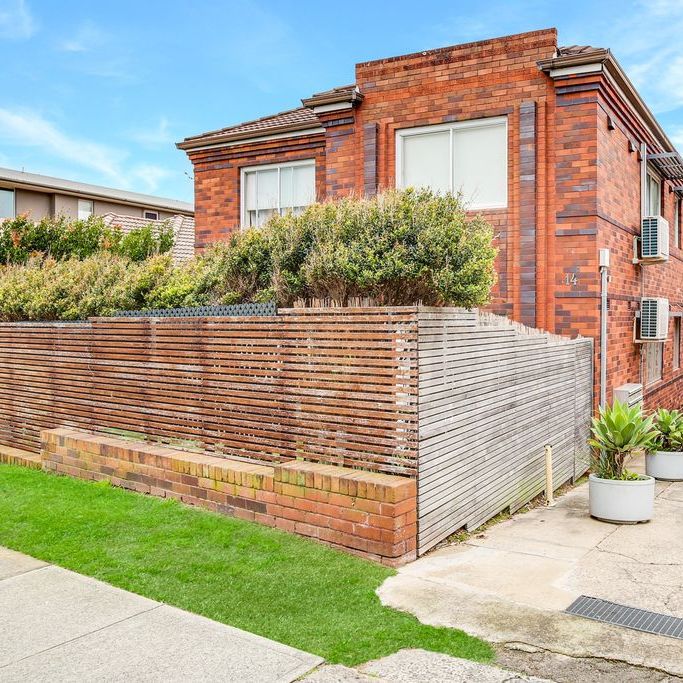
41, 428, 417, 565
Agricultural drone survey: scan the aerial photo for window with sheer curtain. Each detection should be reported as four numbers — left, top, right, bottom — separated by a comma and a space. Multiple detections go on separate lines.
396, 117, 507, 210
78, 199, 94, 220
242, 161, 315, 228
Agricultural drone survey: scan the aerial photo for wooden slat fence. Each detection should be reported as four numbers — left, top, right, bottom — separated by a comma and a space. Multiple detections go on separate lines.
0, 308, 419, 475
0, 305, 593, 555
416, 309, 593, 554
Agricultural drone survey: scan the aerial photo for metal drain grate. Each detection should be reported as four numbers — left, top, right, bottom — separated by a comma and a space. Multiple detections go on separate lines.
566, 596, 683, 640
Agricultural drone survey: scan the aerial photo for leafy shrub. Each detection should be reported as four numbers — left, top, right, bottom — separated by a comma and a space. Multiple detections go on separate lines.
265, 189, 496, 306
0, 214, 174, 263
652, 408, 683, 452
0, 189, 497, 320
0, 253, 173, 321
589, 401, 656, 480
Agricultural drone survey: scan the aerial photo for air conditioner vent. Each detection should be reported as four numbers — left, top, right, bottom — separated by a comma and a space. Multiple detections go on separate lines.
638, 297, 669, 341
613, 383, 643, 409
640, 216, 669, 262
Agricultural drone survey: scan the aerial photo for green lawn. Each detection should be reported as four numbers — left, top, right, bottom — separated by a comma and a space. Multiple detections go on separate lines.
0, 464, 492, 666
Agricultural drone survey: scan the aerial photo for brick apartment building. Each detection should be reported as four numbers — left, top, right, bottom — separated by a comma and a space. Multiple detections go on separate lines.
178, 28, 683, 409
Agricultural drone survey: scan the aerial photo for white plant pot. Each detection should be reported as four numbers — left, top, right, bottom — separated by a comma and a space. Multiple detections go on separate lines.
646, 451, 683, 481
588, 473, 655, 523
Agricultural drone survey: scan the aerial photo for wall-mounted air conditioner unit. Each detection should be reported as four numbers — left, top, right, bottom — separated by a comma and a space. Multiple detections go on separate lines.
638, 216, 669, 262
613, 383, 643, 409
636, 297, 669, 341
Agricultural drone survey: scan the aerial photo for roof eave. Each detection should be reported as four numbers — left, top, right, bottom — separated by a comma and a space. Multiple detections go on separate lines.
176, 120, 323, 151
539, 50, 677, 154
301, 87, 363, 109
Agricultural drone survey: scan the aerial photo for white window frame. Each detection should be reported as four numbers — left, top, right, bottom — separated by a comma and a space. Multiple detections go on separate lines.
143, 210, 159, 220
77, 199, 94, 220
395, 116, 508, 210
674, 317, 681, 371
675, 196, 681, 249
240, 159, 315, 229
0, 188, 15, 220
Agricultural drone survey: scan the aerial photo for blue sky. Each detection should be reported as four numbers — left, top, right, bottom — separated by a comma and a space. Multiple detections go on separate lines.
1, 0, 682, 203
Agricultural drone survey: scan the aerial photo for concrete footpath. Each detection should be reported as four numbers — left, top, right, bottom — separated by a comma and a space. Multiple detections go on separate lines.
379, 467, 683, 682
0, 546, 322, 682
0, 545, 552, 683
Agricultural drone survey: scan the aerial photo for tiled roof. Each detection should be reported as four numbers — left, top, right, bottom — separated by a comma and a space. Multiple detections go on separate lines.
307, 84, 357, 99
301, 84, 362, 108
179, 107, 320, 147
102, 213, 195, 262
557, 45, 605, 57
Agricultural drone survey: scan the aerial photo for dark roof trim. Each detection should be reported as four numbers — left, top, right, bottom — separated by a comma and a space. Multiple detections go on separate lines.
177, 120, 322, 151
177, 107, 321, 151
0, 167, 193, 213
539, 49, 677, 155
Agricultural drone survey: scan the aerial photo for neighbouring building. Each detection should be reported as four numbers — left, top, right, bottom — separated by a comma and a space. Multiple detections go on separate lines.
0, 166, 193, 223
178, 28, 683, 409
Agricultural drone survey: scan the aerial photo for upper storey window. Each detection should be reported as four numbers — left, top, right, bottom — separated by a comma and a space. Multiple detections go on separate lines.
646, 172, 661, 216
241, 160, 315, 228
396, 117, 508, 210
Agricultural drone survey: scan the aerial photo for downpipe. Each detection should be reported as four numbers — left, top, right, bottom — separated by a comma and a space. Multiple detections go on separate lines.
599, 249, 610, 408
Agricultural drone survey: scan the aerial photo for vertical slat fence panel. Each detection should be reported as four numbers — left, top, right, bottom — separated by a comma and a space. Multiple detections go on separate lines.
417, 308, 593, 554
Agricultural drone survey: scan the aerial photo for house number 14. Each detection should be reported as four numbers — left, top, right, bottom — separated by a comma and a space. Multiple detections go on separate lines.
564, 272, 578, 287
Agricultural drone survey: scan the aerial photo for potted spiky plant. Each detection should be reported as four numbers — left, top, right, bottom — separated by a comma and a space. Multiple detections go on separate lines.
646, 408, 683, 481
588, 400, 657, 523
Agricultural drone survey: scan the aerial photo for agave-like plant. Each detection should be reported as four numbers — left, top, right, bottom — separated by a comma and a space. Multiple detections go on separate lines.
589, 400, 657, 480
652, 408, 683, 453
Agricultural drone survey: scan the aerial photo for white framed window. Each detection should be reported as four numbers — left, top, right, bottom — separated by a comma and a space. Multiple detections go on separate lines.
675, 197, 681, 249
143, 210, 159, 220
0, 188, 15, 219
78, 199, 94, 220
646, 172, 661, 216
645, 342, 663, 386
241, 160, 315, 228
396, 116, 508, 210
675, 318, 681, 371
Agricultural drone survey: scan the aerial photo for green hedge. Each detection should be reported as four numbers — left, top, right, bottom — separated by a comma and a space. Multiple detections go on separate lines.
0, 190, 497, 321
0, 214, 174, 263
149, 188, 497, 309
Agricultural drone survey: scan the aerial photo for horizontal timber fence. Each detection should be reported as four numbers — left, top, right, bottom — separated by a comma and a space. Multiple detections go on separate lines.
0, 306, 592, 560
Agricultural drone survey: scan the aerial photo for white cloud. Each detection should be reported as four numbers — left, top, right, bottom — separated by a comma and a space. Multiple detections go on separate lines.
59, 21, 104, 53
129, 117, 174, 148
668, 125, 683, 149
129, 164, 170, 193
0, 107, 168, 193
605, 1, 683, 113
0, 0, 35, 40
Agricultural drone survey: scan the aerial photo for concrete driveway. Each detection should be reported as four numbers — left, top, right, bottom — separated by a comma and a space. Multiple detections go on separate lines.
379, 464, 683, 682
0, 547, 321, 682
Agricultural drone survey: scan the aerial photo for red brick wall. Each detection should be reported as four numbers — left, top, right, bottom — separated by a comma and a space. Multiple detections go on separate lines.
41, 428, 417, 566
185, 30, 559, 322
188, 134, 326, 249
594, 83, 683, 408
183, 28, 683, 409
353, 30, 558, 322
